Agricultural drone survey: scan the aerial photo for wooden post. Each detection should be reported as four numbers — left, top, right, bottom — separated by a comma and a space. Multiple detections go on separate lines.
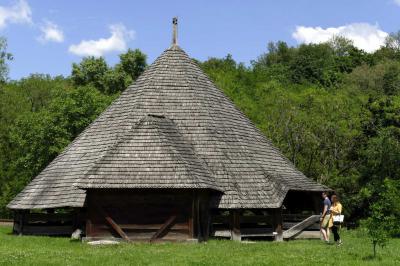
86, 215, 93, 238
199, 192, 210, 241
196, 193, 202, 240
188, 192, 195, 238
312, 193, 321, 215
230, 210, 241, 241
12, 211, 18, 234
17, 210, 28, 236
172, 17, 178, 45
72, 208, 78, 231
272, 208, 283, 241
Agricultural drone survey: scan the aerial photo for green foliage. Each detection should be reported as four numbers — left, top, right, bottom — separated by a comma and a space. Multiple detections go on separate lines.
72, 57, 108, 91
71, 49, 147, 94
0, 37, 13, 83
362, 179, 400, 257
119, 48, 147, 80
0, 78, 113, 216
253, 37, 368, 87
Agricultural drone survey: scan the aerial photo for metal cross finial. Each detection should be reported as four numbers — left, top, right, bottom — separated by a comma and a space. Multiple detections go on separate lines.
172, 17, 178, 45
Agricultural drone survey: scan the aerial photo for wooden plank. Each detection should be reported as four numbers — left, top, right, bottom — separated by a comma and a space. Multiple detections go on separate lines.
95, 223, 188, 230
282, 214, 311, 221
283, 222, 319, 230
92, 201, 130, 241
104, 216, 130, 241
283, 215, 320, 239
213, 215, 272, 224
150, 214, 177, 242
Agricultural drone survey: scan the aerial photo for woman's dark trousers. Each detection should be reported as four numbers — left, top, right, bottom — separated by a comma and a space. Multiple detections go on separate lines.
332, 226, 340, 242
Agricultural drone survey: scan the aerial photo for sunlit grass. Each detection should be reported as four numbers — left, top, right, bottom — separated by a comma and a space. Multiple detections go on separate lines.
0, 226, 399, 265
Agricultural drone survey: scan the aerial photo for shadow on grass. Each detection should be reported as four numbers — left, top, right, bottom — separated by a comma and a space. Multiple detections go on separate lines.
362, 255, 381, 261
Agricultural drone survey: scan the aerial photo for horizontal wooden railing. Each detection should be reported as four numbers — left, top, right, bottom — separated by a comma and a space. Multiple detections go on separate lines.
13, 212, 78, 236
211, 212, 319, 239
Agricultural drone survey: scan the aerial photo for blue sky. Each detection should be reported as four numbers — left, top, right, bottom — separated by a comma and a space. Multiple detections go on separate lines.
1, 0, 400, 80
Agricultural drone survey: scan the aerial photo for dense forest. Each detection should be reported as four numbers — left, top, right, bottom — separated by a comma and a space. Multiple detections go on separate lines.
0, 34, 399, 234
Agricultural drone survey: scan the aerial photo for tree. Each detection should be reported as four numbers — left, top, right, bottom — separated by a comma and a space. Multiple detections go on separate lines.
71, 49, 147, 95
384, 31, 400, 53
71, 57, 109, 92
362, 179, 400, 257
119, 49, 147, 81
289, 43, 339, 86
0, 37, 13, 83
0, 85, 113, 216
373, 31, 400, 62
382, 64, 400, 95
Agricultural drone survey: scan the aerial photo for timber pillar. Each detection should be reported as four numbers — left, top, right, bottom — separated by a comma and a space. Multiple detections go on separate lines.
14, 210, 28, 235
272, 207, 283, 241
191, 191, 211, 242
230, 210, 241, 241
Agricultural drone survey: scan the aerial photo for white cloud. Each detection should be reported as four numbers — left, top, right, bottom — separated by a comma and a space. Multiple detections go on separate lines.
37, 20, 64, 43
68, 24, 134, 57
0, 0, 32, 29
292, 23, 388, 53
394, 0, 400, 7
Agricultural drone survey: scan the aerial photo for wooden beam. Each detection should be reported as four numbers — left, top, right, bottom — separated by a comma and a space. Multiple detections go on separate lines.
150, 214, 177, 242
313, 193, 321, 214
196, 193, 201, 239
17, 210, 28, 236
188, 193, 195, 238
283, 215, 320, 239
86, 217, 93, 237
104, 215, 130, 241
230, 210, 241, 241
272, 208, 283, 242
92, 201, 130, 241
198, 192, 210, 241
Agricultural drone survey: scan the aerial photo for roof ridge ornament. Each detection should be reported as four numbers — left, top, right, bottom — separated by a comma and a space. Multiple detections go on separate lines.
172, 17, 178, 46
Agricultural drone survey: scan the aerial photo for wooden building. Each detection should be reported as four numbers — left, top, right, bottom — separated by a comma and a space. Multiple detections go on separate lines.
8, 18, 328, 242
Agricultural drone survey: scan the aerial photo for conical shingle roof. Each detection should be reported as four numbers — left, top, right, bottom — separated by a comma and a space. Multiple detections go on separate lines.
8, 44, 327, 210
80, 114, 221, 190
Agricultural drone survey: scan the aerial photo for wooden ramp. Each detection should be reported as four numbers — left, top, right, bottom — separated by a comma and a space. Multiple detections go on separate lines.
283, 215, 320, 239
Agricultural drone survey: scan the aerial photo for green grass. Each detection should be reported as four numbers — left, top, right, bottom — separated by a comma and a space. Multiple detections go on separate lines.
0, 226, 399, 265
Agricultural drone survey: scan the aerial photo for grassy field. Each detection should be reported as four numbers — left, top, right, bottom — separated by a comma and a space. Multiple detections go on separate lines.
0, 226, 399, 266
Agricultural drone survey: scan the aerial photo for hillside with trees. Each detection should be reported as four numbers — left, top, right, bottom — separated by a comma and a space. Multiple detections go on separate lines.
0, 34, 399, 236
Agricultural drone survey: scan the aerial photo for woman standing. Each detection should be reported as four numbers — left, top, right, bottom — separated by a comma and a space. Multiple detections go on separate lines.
330, 194, 343, 246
